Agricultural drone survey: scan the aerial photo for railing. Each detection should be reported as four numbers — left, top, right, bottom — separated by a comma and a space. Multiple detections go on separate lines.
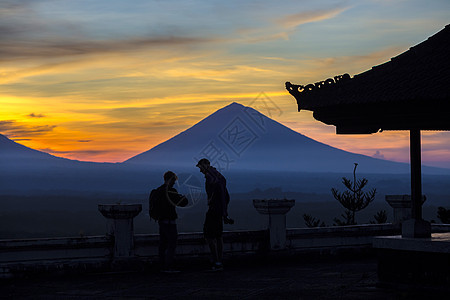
1, 196, 449, 279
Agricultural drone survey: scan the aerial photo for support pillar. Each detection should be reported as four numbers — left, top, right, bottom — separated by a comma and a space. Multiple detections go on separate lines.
253, 199, 295, 250
410, 129, 422, 220
402, 130, 431, 238
98, 204, 142, 258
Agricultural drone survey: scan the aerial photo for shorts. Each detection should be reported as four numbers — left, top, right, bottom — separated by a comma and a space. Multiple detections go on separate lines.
203, 210, 223, 239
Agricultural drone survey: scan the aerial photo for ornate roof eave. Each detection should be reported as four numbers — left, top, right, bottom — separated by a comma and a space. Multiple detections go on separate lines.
285, 73, 351, 112
285, 24, 450, 134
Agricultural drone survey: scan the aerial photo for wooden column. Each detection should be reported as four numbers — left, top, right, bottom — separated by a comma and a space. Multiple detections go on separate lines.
410, 129, 422, 220
402, 129, 430, 238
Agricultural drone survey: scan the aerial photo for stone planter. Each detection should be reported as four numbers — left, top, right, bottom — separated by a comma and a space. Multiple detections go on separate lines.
385, 195, 426, 225
98, 204, 142, 258
253, 199, 295, 250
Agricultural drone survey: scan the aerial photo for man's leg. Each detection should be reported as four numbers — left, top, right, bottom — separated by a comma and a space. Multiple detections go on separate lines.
206, 238, 219, 263
217, 236, 223, 263
165, 223, 178, 269
208, 237, 223, 271
159, 223, 168, 269
204, 211, 217, 263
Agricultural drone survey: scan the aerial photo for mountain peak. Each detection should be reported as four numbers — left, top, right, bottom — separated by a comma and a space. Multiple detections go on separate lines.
197, 102, 255, 124
216, 101, 246, 114
227, 102, 245, 108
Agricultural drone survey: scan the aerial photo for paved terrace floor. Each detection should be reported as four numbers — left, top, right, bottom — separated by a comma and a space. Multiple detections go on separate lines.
0, 255, 447, 299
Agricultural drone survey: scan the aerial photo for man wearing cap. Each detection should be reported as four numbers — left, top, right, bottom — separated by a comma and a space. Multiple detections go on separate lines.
196, 158, 232, 271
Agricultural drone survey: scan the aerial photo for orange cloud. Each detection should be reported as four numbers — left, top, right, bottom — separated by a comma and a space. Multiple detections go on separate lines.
276, 6, 350, 29
0, 120, 57, 138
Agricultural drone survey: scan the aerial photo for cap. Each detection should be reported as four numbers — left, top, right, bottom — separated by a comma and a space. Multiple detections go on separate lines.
196, 158, 210, 167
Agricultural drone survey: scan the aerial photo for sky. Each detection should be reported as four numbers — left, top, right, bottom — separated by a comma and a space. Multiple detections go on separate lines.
1, 0, 450, 168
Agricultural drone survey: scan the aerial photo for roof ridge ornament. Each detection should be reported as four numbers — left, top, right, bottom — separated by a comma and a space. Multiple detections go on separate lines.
285, 73, 351, 96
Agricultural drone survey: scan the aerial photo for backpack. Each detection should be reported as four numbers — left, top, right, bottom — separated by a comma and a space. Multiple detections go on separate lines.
149, 188, 162, 221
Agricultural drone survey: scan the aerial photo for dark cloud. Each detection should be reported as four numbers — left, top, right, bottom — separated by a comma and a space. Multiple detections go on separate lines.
73, 105, 199, 129
0, 1, 35, 15
77, 140, 92, 143
0, 120, 15, 127
40, 148, 115, 157
0, 0, 216, 62
0, 120, 56, 137
0, 1, 43, 39
104, 107, 153, 119
0, 35, 215, 62
27, 113, 45, 118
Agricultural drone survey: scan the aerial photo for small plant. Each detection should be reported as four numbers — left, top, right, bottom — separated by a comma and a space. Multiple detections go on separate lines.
332, 163, 376, 225
437, 207, 450, 224
370, 210, 388, 224
333, 210, 354, 226
303, 214, 326, 228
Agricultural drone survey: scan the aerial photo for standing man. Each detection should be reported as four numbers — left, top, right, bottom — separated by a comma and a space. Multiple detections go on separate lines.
196, 158, 233, 271
150, 171, 188, 273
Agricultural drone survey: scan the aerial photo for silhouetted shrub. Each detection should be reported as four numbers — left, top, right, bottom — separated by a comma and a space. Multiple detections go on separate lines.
303, 214, 326, 228
332, 163, 376, 225
333, 210, 354, 226
437, 207, 450, 224
370, 210, 388, 224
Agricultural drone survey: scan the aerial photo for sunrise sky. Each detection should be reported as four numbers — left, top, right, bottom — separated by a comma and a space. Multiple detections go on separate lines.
1, 0, 449, 168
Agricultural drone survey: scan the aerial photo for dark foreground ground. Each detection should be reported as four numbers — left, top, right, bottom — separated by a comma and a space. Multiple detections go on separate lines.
0, 255, 446, 299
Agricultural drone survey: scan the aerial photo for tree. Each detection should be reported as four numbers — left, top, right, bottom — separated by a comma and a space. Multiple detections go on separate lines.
332, 163, 376, 225
370, 210, 388, 224
437, 207, 450, 224
303, 214, 326, 228
333, 210, 354, 226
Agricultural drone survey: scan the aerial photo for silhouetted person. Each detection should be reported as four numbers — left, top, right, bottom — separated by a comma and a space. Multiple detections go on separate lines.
150, 171, 188, 273
196, 158, 232, 271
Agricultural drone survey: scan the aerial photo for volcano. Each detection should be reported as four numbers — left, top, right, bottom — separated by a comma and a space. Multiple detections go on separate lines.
125, 102, 416, 174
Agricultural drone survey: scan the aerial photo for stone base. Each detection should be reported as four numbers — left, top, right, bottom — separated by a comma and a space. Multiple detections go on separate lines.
402, 219, 431, 238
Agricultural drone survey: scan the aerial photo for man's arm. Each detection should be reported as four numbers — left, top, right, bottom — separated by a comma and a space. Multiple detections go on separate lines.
168, 188, 188, 207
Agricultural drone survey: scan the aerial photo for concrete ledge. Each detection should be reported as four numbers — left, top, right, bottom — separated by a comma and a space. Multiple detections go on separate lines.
288, 223, 400, 237
1, 224, 448, 279
0, 236, 112, 263
429, 224, 450, 232
134, 230, 268, 259
287, 224, 399, 249
373, 233, 450, 253
0, 258, 111, 279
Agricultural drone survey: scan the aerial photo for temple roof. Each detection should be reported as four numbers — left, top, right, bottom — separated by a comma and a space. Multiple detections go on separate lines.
286, 25, 450, 134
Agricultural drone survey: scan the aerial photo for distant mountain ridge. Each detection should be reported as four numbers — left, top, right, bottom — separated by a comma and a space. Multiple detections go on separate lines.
0, 134, 62, 162
1, 102, 450, 195
0, 133, 102, 170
